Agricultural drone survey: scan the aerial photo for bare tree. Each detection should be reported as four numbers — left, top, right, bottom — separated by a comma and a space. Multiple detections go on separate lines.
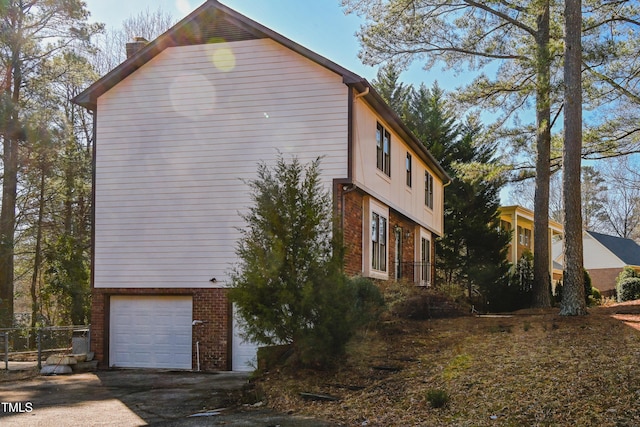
596, 157, 640, 240
581, 166, 606, 231
92, 6, 176, 75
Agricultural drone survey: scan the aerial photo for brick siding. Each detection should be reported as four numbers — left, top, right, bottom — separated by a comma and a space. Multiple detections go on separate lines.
586, 268, 622, 296
341, 188, 364, 276
389, 211, 418, 282
338, 185, 433, 284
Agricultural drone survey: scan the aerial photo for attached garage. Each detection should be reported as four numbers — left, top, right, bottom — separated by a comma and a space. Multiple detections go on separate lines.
109, 296, 192, 369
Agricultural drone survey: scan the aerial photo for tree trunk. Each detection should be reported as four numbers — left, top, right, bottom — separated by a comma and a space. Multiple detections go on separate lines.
30, 165, 47, 329
0, 133, 18, 328
532, 0, 552, 308
560, 0, 587, 316
0, 47, 21, 328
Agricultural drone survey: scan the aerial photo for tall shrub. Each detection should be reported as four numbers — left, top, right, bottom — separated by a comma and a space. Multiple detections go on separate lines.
229, 156, 381, 366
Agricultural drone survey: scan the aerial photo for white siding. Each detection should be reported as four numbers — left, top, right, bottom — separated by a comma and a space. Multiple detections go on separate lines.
351, 97, 444, 235
583, 233, 625, 269
95, 39, 348, 288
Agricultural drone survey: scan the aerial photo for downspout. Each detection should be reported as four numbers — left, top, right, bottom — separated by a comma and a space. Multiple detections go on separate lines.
338, 85, 366, 274
433, 178, 452, 288
354, 86, 369, 99
88, 107, 100, 362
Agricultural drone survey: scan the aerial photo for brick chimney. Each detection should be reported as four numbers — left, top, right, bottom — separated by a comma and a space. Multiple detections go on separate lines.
126, 37, 149, 58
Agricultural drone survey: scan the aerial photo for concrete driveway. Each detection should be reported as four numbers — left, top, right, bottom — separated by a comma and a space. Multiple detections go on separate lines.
0, 370, 333, 426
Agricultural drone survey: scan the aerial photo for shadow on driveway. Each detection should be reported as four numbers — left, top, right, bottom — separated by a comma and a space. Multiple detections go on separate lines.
0, 370, 334, 426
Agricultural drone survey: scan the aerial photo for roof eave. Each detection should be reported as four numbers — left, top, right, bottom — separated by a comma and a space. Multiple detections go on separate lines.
73, 0, 362, 110
72, 0, 450, 185
347, 78, 451, 184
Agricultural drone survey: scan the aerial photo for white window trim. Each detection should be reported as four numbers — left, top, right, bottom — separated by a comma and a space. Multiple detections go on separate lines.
425, 171, 434, 210
415, 228, 432, 286
364, 197, 389, 280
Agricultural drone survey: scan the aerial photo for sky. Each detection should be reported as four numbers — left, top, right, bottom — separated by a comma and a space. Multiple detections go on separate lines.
82, 0, 472, 92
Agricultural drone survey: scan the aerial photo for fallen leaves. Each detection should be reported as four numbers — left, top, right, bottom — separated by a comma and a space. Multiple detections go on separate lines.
257, 302, 640, 426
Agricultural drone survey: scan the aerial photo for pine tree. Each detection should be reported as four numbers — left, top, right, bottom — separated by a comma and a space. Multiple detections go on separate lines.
228, 156, 381, 366
408, 85, 511, 306
371, 63, 412, 122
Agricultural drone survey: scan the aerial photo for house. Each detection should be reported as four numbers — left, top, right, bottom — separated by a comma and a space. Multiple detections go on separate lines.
73, 0, 449, 371
498, 205, 564, 281
583, 231, 640, 297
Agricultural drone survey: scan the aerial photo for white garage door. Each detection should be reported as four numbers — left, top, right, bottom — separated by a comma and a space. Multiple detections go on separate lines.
232, 305, 258, 371
110, 296, 192, 369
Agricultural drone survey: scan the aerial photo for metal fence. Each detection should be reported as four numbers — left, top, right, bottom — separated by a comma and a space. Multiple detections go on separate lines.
0, 325, 90, 370
392, 262, 432, 286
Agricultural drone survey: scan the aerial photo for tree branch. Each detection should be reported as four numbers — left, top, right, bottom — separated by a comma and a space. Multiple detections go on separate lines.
462, 0, 536, 36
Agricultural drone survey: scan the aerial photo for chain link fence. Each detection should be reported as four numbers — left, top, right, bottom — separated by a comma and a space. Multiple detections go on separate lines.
0, 326, 90, 370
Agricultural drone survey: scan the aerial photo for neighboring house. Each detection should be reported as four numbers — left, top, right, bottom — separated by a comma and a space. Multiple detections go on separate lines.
583, 231, 640, 297
499, 205, 564, 281
73, 0, 449, 371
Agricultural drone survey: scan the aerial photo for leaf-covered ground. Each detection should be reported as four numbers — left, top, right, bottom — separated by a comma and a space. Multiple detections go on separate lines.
256, 302, 640, 426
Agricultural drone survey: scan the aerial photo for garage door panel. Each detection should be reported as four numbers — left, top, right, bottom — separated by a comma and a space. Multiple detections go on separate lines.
232, 305, 258, 372
110, 296, 192, 369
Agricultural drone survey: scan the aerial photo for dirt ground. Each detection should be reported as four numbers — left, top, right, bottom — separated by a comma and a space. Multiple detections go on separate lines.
258, 302, 640, 426
0, 370, 334, 426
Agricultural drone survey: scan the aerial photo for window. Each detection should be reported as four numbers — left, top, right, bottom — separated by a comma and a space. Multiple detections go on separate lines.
376, 122, 391, 176
425, 171, 434, 209
394, 227, 403, 280
406, 153, 412, 187
518, 226, 531, 247
372, 212, 387, 272
421, 237, 431, 286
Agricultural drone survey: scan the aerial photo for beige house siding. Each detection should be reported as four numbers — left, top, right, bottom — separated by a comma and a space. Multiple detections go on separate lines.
94, 39, 348, 289
351, 96, 444, 236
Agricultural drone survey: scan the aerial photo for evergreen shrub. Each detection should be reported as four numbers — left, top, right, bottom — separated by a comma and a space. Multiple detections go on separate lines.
617, 277, 640, 302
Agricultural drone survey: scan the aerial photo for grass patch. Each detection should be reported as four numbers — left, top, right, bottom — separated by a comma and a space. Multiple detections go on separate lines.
426, 388, 449, 408
443, 353, 472, 380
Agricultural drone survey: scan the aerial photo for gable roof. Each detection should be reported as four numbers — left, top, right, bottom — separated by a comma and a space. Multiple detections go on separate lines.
73, 0, 449, 183
586, 231, 640, 266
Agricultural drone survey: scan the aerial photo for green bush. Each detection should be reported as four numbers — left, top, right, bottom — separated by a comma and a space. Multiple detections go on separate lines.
349, 276, 385, 327
617, 277, 640, 302
554, 281, 563, 306
583, 269, 593, 305
616, 266, 638, 283
483, 252, 533, 312
615, 267, 640, 302
426, 389, 450, 409
589, 287, 602, 306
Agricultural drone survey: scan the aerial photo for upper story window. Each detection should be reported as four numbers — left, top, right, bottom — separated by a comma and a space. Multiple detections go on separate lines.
425, 171, 434, 209
376, 122, 391, 176
406, 153, 412, 187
